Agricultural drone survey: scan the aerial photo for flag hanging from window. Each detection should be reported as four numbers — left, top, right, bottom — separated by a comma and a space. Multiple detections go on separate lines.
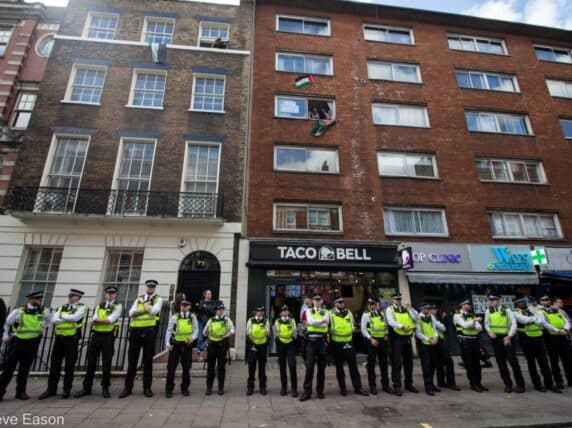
151, 43, 167, 64
310, 118, 335, 137
295, 74, 313, 89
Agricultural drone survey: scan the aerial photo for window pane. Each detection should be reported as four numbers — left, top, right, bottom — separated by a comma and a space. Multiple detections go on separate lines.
504, 214, 523, 236
275, 147, 306, 171
378, 153, 406, 176
448, 37, 461, 50
523, 215, 541, 237
400, 106, 426, 127
540, 216, 558, 237
456, 71, 470, 88
387, 210, 414, 233
509, 162, 528, 182
306, 149, 338, 173
367, 62, 392, 80
393, 64, 418, 82
560, 119, 572, 138
491, 161, 509, 181
525, 163, 542, 183
276, 97, 307, 119
373, 105, 397, 125
476, 160, 492, 180
304, 20, 329, 36
417, 211, 445, 234
408, 155, 435, 177
278, 18, 303, 33
469, 73, 485, 89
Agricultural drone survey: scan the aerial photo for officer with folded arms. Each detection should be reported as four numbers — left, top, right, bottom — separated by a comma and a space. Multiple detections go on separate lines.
75, 286, 122, 398
39, 289, 86, 399
246, 305, 270, 396
274, 304, 298, 397
203, 301, 234, 395
415, 303, 441, 396
430, 304, 460, 391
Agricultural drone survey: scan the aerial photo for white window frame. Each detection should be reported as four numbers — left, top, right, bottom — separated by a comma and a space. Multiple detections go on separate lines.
275, 51, 333, 76
17, 247, 63, 308
383, 207, 449, 237
63, 64, 107, 105
35, 33, 56, 58
367, 60, 422, 83
275, 95, 336, 120
108, 138, 157, 216
198, 21, 230, 47
489, 211, 563, 239
141, 16, 175, 45
189, 73, 226, 113
363, 23, 415, 45
560, 118, 572, 140
546, 78, 572, 99
456, 69, 520, 93
465, 111, 533, 135
126, 68, 167, 110
273, 202, 343, 233
102, 249, 144, 311
372, 103, 430, 128
276, 14, 331, 37
0, 25, 13, 56
274, 145, 339, 174
10, 92, 37, 130
447, 33, 508, 55
534, 44, 572, 64
476, 158, 547, 184
377, 152, 438, 179
82, 12, 119, 40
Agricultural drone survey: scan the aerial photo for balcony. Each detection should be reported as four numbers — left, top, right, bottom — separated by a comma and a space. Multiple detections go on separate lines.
6, 187, 224, 221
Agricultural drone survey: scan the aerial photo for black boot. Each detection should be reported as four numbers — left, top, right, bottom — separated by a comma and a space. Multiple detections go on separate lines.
299, 392, 311, 402
118, 389, 132, 399
260, 386, 267, 395
246, 387, 254, 396
102, 387, 110, 398
280, 386, 287, 396
181, 387, 190, 397
38, 389, 57, 400
370, 386, 378, 395
15, 392, 30, 400
143, 388, 153, 398
74, 389, 91, 398
165, 390, 173, 398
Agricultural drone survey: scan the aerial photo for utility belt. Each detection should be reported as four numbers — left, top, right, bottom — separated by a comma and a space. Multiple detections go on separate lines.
457, 335, 479, 341
308, 333, 327, 341
93, 330, 116, 336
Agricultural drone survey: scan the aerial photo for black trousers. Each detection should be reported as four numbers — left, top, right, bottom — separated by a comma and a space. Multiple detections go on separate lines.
435, 338, 456, 387
518, 333, 553, 388
247, 342, 268, 389
276, 340, 297, 391
459, 337, 482, 387
83, 331, 115, 390
0, 337, 41, 395
47, 334, 80, 393
330, 341, 363, 392
490, 335, 525, 388
417, 341, 438, 391
125, 327, 156, 390
389, 333, 413, 388
166, 341, 193, 391
302, 337, 327, 395
206, 339, 228, 390
366, 338, 389, 388
545, 334, 572, 387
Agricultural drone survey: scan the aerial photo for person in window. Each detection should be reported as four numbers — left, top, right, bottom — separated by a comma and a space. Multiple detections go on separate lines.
196, 289, 217, 361
321, 160, 329, 172
309, 108, 320, 120
212, 37, 226, 49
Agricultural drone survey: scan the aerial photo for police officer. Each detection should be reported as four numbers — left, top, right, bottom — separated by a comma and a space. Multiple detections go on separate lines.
119, 279, 163, 398
415, 303, 440, 396
274, 304, 297, 397
75, 286, 122, 398
430, 304, 460, 391
484, 294, 525, 393
361, 298, 392, 395
165, 299, 198, 398
300, 295, 329, 402
329, 296, 369, 397
39, 289, 86, 399
246, 305, 270, 395
385, 293, 419, 396
513, 297, 561, 393
538, 295, 571, 389
453, 298, 488, 392
0, 291, 52, 401
203, 301, 235, 395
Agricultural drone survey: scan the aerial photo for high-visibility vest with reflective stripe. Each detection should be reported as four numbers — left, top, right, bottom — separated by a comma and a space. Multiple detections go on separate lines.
14, 307, 45, 339
420, 317, 436, 345
330, 310, 353, 343
489, 309, 510, 335
438, 330, 445, 340
249, 318, 269, 345
455, 313, 479, 336
541, 309, 566, 335
55, 303, 86, 336
275, 318, 296, 344
208, 317, 230, 342
392, 308, 415, 336
93, 304, 120, 332
173, 314, 195, 343
306, 309, 328, 334
131, 295, 159, 328
366, 311, 386, 338
515, 309, 544, 337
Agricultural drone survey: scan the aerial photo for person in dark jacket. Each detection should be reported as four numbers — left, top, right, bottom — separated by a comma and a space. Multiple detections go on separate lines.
196, 290, 217, 360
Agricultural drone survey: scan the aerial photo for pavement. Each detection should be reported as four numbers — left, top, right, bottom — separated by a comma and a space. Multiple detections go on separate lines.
0, 357, 571, 428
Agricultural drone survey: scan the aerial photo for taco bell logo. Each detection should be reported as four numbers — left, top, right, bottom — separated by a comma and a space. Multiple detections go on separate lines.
319, 246, 335, 261
488, 247, 531, 271
277, 246, 371, 261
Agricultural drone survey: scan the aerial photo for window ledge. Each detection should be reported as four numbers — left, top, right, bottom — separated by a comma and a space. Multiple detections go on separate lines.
468, 130, 535, 138
276, 30, 331, 38
274, 170, 340, 176
273, 229, 344, 235
373, 124, 430, 129
538, 59, 572, 65
188, 109, 226, 114
550, 95, 572, 101
369, 78, 423, 85
380, 175, 440, 181
459, 87, 521, 95
492, 235, 565, 241
125, 105, 164, 110
449, 48, 509, 57
385, 233, 450, 238
479, 180, 550, 186
61, 100, 101, 106
365, 40, 415, 47
275, 70, 335, 78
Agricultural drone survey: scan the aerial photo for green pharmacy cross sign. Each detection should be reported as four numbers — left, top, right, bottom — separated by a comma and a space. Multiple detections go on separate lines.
530, 248, 548, 266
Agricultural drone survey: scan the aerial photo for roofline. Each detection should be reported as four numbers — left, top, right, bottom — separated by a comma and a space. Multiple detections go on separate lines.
257, 0, 572, 41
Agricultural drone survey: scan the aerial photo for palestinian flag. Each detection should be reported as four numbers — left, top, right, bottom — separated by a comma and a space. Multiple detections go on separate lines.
295, 74, 313, 89
310, 118, 336, 137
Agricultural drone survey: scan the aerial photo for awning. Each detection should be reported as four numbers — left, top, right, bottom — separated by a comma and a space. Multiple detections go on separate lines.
406, 272, 538, 285
542, 272, 572, 282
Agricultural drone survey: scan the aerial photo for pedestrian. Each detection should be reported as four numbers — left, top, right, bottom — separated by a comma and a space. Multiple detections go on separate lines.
415, 303, 440, 396
329, 296, 369, 397
165, 299, 197, 398
385, 293, 419, 396
430, 304, 460, 391
299, 295, 329, 401
453, 298, 488, 393
119, 279, 163, 398
513, 297, 561, 393
246, 305, 270, 395
203, 301, 234, 395
39, 289, 87, 399
484, 294, 525, 393
75, 286, 122, 398
274, 304, 298, 397
0, 291, 52, 401
299, 296, 312, 361
196, 289, 216, 361
538, 295, 571, 389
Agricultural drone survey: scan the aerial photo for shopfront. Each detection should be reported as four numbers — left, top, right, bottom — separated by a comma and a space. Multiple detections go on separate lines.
537, 246, 572, 313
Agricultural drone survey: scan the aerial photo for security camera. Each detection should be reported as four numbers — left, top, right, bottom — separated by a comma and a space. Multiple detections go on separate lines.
177, 238, 187, 248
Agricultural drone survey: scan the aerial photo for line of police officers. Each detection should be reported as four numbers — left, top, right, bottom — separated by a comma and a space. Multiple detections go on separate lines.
0, 284, 570, 401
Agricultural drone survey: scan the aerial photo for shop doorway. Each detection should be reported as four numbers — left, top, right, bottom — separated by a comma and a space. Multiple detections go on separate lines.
178, 251, 221, 305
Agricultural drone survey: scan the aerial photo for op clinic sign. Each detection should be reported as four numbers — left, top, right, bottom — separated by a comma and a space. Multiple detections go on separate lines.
406, 243, 472, 272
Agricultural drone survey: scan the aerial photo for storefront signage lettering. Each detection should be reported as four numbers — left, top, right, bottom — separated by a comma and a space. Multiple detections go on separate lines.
277, 246, 372, 262
487, 247, 531, 271
413, 252, 462, 264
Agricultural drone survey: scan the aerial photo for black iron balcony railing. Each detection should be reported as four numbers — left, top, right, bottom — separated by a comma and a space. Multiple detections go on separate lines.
6, 187, 224, 219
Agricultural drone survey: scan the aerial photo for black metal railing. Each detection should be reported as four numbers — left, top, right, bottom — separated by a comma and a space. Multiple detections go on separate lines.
6, 187, 224, 219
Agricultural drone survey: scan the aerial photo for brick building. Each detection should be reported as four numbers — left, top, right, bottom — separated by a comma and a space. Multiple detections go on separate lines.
0, 1, 62, 207
2, 0, 253, 358
246, 0, 572, 330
